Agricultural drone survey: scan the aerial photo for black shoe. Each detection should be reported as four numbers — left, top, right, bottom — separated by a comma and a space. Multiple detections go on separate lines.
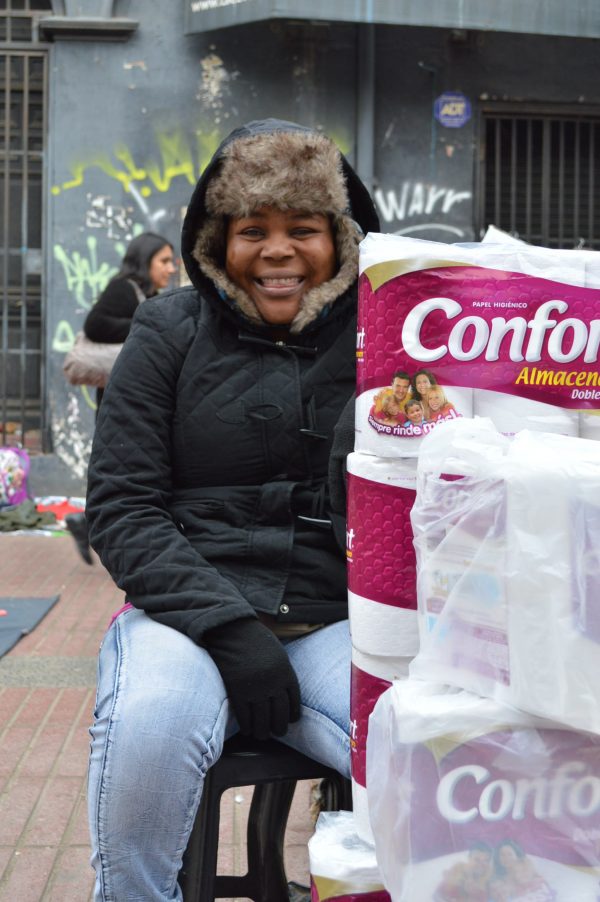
65, 512, 93, 565
288, 883, 310, 902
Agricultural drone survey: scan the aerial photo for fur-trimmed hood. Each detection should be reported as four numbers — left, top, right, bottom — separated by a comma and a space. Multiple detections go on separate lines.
181, 118, 379, 334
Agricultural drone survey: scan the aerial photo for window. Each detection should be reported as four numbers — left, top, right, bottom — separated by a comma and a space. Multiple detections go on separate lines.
0, 0, 49, 450
479, 108, 600, 250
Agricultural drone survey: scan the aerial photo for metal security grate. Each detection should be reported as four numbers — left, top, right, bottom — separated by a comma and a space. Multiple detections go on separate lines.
0, 0, 49, 451
0, 0, 51, 42
479, 109, 600, 250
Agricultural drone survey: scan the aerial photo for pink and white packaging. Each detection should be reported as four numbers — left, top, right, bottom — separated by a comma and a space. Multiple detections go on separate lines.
354, 383, 473, 459
350, 647, 412, 845
367, 679, 600, 902
357, 233, 600, 457
347, 452, 419, 658
308, 811, 391, 901
410, 417, 600, 734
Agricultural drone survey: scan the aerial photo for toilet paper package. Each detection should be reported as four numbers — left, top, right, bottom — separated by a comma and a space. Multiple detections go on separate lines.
308, 811, 391, 901
366, 679, 600, 902
357, 233, 600, 456
350, 648, 412, 844
410, 417, 600, 734
347, 452, 419, 657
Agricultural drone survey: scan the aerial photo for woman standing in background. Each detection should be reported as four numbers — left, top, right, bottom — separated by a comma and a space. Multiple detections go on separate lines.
84, 231, 176, 409
65, 232, 176, 565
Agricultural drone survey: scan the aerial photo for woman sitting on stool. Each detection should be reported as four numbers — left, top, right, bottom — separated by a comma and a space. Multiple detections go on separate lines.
85, 119, 379, 899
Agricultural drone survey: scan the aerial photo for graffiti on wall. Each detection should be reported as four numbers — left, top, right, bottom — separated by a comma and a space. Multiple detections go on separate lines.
86, 194, 136, 241
53, 235, 121, 314
52, 393, 93, 482
51, 127, 222, 201
374, 180, 472, 238
50, 124, 228, 471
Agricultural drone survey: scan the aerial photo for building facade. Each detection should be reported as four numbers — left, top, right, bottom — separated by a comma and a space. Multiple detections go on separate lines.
1, 0, 599, 490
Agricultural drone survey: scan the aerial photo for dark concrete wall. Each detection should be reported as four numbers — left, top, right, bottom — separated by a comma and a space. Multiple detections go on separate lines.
42, 2, 600, 490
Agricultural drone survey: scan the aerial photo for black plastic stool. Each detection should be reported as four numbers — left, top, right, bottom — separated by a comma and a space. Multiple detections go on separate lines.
179, 733, 352, 902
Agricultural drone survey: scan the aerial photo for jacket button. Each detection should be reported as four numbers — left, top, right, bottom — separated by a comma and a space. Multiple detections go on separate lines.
279, 604, 290, 615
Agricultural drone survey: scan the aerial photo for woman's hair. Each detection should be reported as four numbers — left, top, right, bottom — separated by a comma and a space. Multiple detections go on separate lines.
493, 839, 526, 877
381, 394, 400, 413
112, 232, 173, 297
428, 385, 449, 406
411, 368, 438, 401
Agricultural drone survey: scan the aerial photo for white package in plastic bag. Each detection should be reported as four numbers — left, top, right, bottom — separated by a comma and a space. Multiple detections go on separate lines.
410, 417, 600, 734
367, 678, 600, 902
308, 810, 391, 901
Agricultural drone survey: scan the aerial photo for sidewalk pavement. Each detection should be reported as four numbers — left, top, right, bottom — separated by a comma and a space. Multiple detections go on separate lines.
0, 534, 317, 901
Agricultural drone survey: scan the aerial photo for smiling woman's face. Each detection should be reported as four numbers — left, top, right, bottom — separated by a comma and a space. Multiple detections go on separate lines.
149, 244, 176, 291
225, 206, 336, 325
415, 373, 432, 395
429, 388, 447, 411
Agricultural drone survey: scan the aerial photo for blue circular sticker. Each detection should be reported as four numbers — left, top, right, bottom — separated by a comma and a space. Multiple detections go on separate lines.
434, 92, 472, 128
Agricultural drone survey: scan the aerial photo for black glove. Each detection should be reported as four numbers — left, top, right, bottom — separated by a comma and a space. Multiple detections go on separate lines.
204, 617, 301, 741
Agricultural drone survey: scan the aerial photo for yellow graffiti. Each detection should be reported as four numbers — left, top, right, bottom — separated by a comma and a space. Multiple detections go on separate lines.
51, 126, 349, 197
53, 235, 118, 309
52, 127, 222, 197
81, 384, 98, 411
144, 131, 197, 193
53, 319, 76, 353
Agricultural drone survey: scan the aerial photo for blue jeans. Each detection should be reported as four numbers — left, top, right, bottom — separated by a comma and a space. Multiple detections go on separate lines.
87, 609, 351, 901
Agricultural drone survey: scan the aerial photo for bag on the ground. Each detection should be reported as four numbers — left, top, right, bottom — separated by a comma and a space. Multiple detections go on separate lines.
0, 498, 56, 531
0, 446, 30, 507
62, 331, 123, 388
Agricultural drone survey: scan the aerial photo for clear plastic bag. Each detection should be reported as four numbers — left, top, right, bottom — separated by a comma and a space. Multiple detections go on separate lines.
409, 418, 600, 734
308, 810, 391, 900
367, 679, 600, 902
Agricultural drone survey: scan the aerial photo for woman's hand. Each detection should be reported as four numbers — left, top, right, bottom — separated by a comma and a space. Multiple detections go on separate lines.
204, 617, 301, 740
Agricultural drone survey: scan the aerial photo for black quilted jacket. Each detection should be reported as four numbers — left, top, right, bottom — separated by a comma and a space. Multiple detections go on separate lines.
86, 119, 379, 644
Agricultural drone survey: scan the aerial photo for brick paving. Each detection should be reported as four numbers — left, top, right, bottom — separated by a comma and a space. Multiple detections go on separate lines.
0, 534, 317, 901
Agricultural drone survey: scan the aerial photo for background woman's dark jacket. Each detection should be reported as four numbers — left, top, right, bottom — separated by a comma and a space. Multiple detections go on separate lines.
84, 278, 146, 408
84, 278, 142, 343
86, 120, 379, 645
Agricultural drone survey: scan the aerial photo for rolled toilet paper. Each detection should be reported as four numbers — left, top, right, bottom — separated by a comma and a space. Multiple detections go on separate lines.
347, 452, 419, 656
349, 591, 419, 657
350, 647, 412, 845
474, 389, 579, 437
308, 810, 391, 901
580, 409, 600, 441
